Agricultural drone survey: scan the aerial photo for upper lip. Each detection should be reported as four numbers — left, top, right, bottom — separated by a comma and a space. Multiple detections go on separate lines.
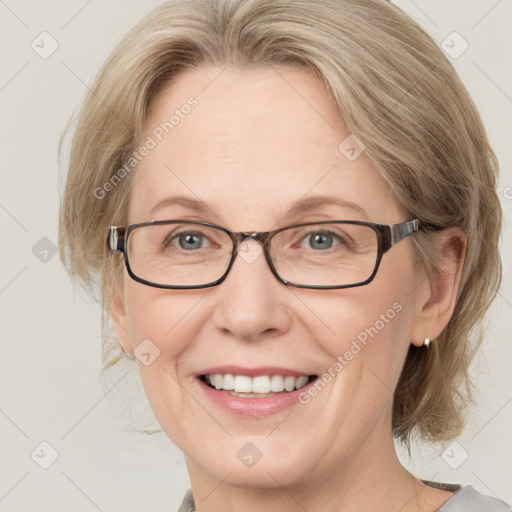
195, 366, 316, 378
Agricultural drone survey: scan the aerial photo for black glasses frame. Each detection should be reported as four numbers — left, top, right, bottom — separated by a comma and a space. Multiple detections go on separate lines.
107, 218, 423, 290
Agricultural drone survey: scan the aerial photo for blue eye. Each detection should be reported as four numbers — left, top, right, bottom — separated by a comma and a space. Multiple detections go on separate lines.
167, 231, 208, 251
301, 231, 341, 251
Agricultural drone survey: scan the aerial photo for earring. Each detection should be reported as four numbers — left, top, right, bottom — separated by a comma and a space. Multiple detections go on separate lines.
423, 337, 430, 347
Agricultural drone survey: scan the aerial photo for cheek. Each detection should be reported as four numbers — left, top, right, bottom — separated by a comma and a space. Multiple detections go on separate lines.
124, 281, 202, 354
312, 289, 409, 355
305, 264, 415, 402
122, 284, 205, 439
122, 280, 197, 375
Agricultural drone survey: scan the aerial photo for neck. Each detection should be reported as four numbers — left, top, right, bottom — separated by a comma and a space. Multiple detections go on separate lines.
184, 412, 445, 512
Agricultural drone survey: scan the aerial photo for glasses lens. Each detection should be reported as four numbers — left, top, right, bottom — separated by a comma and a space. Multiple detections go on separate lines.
270, 223, 378, 287
126, 223, 233, 286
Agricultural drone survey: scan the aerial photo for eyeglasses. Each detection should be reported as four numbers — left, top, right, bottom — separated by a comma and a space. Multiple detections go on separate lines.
107, 218, 421, 290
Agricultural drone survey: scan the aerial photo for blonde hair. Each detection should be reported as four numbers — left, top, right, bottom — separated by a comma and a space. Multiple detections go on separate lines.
58, 0, 502, 445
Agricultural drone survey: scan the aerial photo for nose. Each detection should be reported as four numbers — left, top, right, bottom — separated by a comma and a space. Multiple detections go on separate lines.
211, 238, 292, 342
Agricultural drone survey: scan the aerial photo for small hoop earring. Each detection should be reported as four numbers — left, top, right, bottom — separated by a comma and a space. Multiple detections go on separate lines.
423, 337, 430, 347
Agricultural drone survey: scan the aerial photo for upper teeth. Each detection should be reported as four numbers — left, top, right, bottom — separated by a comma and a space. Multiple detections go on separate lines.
206, 374, 310, 393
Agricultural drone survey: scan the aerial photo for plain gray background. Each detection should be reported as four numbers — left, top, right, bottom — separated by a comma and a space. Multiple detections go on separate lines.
0, 0, 511, 510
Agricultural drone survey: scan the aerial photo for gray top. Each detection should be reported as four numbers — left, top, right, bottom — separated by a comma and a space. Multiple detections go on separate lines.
177, 480, 511, 511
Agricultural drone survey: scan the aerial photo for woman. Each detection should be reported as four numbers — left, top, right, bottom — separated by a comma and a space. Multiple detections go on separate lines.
58, 0, 510, 510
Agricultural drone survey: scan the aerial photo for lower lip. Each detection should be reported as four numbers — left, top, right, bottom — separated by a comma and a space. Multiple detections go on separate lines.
196, 377, 317, 417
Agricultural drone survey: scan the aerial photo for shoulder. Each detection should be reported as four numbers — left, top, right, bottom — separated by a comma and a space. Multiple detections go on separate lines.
436, 484, 511, 512
177, 488, 195, 512
175, 485, 512, 512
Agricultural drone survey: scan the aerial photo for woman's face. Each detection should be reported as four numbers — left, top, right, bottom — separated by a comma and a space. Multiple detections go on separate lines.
113, 65, 426, 489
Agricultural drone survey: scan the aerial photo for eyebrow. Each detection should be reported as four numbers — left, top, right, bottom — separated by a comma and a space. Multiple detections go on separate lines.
149, 194, 368, 221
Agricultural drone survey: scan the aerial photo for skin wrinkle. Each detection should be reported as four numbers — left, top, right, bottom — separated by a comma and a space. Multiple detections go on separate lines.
109, 65, 465, 512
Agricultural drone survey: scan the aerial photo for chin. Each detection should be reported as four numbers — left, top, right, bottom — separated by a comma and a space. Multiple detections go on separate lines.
186, 438, 313, 489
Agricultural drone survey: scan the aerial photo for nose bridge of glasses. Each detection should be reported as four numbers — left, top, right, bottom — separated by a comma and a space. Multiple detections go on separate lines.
230, 231, 271, 267
233, 231, 269, 249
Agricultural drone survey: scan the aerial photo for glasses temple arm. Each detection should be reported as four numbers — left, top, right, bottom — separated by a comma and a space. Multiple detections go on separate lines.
108, 226, 126, 252
389, 219, 419, 246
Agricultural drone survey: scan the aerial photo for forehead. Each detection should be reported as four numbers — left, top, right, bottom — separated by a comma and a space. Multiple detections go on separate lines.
128, 65, 399, 227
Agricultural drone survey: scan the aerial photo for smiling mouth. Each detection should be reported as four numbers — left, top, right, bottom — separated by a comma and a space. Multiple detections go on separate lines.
199, 374, 318, 397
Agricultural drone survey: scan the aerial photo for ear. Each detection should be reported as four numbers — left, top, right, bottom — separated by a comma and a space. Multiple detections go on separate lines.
410, 227, 466, 347
110, 290, 134, 354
